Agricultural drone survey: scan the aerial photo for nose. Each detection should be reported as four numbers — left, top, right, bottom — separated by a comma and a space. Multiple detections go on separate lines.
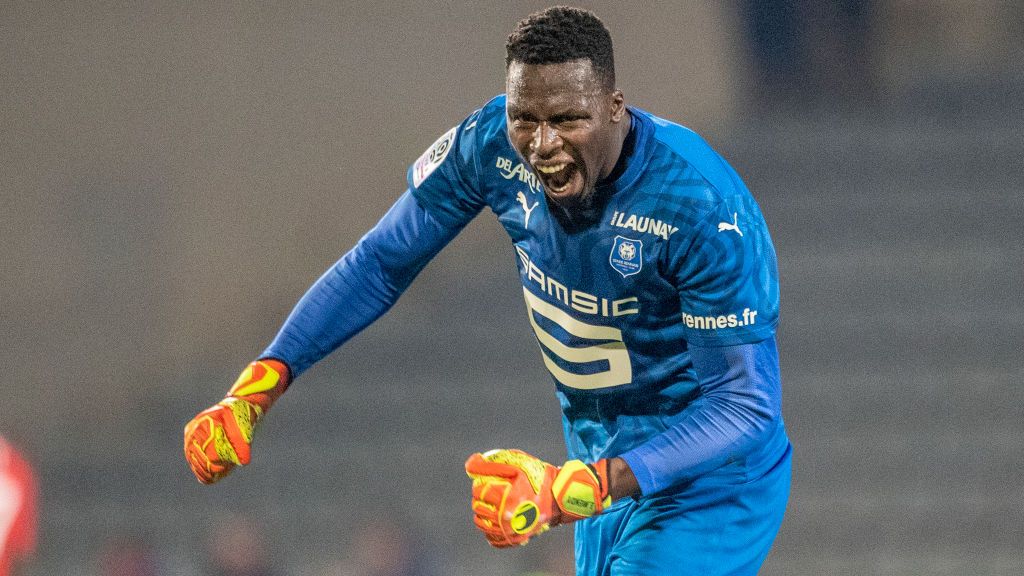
530, 122, 561, 157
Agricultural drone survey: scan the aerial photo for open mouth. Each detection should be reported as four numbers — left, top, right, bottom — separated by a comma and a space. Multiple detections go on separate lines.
534, 162, 578, 194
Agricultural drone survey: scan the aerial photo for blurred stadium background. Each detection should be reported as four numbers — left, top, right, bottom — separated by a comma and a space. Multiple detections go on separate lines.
2, 1, 1022, 574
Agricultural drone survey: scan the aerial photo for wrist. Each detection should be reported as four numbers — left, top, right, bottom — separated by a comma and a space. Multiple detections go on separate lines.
606, 457, 640, 500
256, 358, 291, 389
550, 459, 612, 523
226, 359, 290, 412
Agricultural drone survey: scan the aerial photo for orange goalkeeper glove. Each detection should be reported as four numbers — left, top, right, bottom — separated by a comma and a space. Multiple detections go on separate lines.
464, 449, 611, 548
183, 359, 290, 484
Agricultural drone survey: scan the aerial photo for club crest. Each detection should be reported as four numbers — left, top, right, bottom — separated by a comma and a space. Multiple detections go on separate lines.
609, 236, 643, 277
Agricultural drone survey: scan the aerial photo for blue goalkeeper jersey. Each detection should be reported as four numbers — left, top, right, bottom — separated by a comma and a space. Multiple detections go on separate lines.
406, 96, 784, 479
263, 94, 788, 496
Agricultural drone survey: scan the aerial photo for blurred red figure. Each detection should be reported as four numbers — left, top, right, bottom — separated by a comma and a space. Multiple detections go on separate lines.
0, 436, 38, 576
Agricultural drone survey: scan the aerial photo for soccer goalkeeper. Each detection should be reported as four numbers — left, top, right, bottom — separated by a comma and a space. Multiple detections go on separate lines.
185, 6, 791, 574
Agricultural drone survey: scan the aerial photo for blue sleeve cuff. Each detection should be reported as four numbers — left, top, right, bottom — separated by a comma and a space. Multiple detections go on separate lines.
620, 450, 659, 497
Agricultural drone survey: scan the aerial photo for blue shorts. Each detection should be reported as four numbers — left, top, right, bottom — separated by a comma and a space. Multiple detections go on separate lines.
574, 443, 791, 576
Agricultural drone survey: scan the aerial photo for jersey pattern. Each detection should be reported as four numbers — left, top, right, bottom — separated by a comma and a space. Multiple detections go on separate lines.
409, 96, 780, 464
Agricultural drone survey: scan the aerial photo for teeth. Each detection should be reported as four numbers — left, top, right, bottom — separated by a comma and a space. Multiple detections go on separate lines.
535, 163, 567, 174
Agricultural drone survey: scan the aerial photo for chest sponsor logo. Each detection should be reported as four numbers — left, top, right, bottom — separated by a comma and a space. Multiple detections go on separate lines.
515, 248, 637, 390
610, 211, 679, 240
516, 246, 638, 318
496, 156, 542, 194
609, 236, 642, 278
413, 126, 457, 188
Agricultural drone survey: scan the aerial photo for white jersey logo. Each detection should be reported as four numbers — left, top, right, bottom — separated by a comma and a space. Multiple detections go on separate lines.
717, 212, 743, 236
609, 211, 679, 240
516, 191, 539, 229
497, 157, 542, 194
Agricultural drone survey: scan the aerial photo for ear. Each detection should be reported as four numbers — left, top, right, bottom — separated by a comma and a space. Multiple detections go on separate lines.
609, 90, 626, 122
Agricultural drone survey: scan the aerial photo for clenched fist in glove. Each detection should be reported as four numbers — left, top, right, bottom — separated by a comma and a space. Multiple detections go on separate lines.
183, 359, 289, 484
465, 448, 611, 547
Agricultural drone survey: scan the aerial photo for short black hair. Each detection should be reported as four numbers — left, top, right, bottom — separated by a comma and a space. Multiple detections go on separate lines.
505, 6, 615, 91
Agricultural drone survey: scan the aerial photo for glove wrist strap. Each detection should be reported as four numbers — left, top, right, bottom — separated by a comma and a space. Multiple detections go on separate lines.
225, 359, 291, 412
551, 458, 612, 523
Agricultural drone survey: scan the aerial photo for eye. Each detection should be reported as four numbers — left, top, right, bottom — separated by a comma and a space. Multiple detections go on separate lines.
551, 115, 586, 130
511, 118, 537, 132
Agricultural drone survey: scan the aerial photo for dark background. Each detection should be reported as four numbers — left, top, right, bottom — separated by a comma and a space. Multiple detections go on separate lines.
2, 1, 1022, 574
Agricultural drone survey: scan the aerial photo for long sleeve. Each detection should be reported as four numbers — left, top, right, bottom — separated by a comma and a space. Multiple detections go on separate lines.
619, 336, 786, 496
260, 190, 466, 378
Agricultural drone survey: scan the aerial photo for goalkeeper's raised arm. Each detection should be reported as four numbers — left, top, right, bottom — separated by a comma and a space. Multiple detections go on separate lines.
182, 191, 464, 484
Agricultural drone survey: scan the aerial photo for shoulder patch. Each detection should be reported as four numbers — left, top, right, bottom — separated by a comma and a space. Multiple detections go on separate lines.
413, 126, 457, 188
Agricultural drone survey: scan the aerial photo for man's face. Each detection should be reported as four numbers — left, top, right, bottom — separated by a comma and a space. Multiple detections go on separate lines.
506, 59, 627, 213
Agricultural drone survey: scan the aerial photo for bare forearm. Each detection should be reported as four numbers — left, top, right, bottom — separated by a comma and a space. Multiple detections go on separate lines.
607, 457, 640, 500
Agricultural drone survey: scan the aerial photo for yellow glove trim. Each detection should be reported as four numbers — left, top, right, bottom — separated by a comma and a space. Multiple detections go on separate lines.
510, 501, 542, 535
218, 397, 264, 444
551, 460, 610, 518
481, 449, 548, 494
212, 422, 241, 465
228, 360, 281, 397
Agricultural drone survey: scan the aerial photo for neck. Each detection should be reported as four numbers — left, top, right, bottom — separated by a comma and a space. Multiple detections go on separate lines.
599, 110, 633, 185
